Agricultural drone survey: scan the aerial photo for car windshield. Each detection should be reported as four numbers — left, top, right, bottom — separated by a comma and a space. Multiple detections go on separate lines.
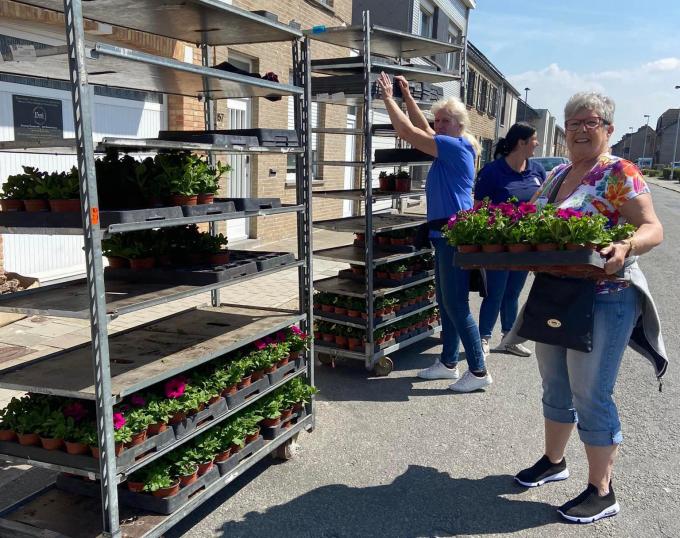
531, 158, 566, 171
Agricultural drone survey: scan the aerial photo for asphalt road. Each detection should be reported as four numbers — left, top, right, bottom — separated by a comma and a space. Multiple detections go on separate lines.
163, 184, 680, 538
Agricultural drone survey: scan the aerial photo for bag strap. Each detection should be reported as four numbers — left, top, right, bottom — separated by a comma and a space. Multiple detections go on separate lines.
547, 166, 570, 204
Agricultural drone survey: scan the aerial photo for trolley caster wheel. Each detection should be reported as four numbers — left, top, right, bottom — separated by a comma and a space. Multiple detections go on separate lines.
317, 352, 334, 366
272, 433, 299, 461
373, 356, 393, 377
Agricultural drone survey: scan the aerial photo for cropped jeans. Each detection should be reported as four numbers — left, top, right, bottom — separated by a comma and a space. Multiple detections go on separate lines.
432, 238, 485, 372
478, 269, 529, 339
536, 285, 642, 446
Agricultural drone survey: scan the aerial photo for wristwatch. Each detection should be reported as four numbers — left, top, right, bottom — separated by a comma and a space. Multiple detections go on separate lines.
624, 237, 636, 257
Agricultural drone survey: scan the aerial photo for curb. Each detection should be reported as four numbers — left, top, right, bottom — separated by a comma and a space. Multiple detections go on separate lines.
644, 176, 680, 195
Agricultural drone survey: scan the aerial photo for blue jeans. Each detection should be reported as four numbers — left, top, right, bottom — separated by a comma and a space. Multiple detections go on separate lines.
479, 270, 529, 339
432, 238, 485, 372
536, 286, 641, 446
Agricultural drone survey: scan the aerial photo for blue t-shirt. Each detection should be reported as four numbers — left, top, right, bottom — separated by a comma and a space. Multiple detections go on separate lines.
426, 135, 476, 237
473, 157, 546, 204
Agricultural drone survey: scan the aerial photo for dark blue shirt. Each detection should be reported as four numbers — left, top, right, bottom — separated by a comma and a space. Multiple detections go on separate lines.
426, 135, 476, 237
474, 157, 546, 204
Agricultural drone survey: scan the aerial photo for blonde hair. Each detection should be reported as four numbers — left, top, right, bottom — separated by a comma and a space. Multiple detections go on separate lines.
430, 96, 482, 156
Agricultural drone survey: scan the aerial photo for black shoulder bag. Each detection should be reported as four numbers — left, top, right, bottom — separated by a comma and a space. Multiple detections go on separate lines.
517, 172, 596, 352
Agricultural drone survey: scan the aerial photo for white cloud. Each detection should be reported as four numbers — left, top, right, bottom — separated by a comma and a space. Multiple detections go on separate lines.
507, 59, 680, 145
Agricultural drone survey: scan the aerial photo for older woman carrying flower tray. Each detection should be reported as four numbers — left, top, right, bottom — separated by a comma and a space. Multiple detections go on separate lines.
376, 72, 490, 393
505, 92, 667, 524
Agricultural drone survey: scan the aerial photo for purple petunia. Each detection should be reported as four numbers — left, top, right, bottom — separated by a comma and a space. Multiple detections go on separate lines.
112, 413, 126, 430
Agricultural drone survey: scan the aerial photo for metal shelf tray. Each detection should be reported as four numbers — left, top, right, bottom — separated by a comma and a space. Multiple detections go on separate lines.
0, 304, 304, 400
313, 213, 427, 234
13, 0, 302, 46
311, 57, 459, 82
315, 300, 437, 330
313, 274, 435, 298
313, 245, 432, 266
312, 189, 425, 201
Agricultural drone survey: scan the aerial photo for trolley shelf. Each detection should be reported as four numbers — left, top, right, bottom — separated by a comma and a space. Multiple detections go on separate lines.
310, 57, 459, 82
313, 274, 434, 298
313, 245, 432, 266
305, 24, 462, 58
0, 137, 303, 155
0, 260, 301, 320
315, 324, 442, 361
13, 0, 302, 45
0, 205, 303, 236
312, 213, 426, 234
0, 415, 313, 538
315, 301, 437, 330
0, 42, 301, 100
0, 305, 304, 400
312, 189, 425, 201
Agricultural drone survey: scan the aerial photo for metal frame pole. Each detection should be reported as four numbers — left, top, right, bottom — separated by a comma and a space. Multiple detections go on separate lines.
642, 114, 650, 161
62, 0, 120, 535
362, 11, 375, 370
672, 95, 680, 180
295, 38, 315, 418
201, 43, 221, 308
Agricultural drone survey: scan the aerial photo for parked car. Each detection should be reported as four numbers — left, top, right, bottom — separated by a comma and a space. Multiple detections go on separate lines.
529, 156, 570, 172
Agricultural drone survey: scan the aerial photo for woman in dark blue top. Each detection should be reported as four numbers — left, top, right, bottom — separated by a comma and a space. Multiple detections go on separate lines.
474, 122, 546, 357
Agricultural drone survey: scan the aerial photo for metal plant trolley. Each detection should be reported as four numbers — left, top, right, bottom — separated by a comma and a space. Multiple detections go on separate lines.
0, 1, 314, 536
305, 12, 462, 376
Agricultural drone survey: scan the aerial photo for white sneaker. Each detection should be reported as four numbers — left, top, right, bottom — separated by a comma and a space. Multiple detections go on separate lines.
504, 343, 532, 357
481, 338, 490, 356
448, 370, 493, 392
417, 359, 460, 380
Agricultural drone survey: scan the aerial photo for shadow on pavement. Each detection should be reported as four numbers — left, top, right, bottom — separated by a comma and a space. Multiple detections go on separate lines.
167, 465, 556, 537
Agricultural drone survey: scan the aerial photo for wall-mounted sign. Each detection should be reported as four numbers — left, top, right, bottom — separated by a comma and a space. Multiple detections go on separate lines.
12, 94, 63, 141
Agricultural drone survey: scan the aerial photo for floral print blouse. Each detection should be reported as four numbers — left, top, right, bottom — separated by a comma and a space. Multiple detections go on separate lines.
535, 153, 650, 292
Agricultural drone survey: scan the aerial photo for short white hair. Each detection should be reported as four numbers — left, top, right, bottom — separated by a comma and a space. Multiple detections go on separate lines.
564, 92, 615, 124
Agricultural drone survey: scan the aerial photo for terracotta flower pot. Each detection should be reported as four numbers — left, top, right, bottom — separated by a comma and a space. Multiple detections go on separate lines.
377, 236, 391, 246
481, 244, 505, 253
0, 429, 17, 442
251, 369, 265, 381
127, 480, 146, 493
321, 333, 334, 343
457, 244, 481, 254
334, 335, 348, 348
376, 271, 389, 279
40, 437, 64, 451
238, 375, 252, 389
197, 193, 215, 205
197, 461, 214, 476
261, 417, 281, 427
17, 432, 40, 446
210, 251, 230, 265
169, 411, 187, 425
106, 256, 129, 269
321, 304, 334, 313
49, 199, 80, 212
214, 448, 233, 462
23, 199, 49, 212
354, 233, 365, 242
230, 443, 242, 454
245, 430, 260, 444
169, 194, 198, 206
334, 306, 347, 315
0, 199, 24, 211
507, 243, 532, 253
221, 384, 238, 397
565, 242, 595, 251
89, 442, 124, 459
148, 422, 167, 436
378, 177, 390, 191
264, 364, 277, 374
152, 481, 180, 498
535, 243, 559, 252
157, 254, 172, 267
278, 356, 290, 367
129, 257, 155, 270
390, 238, 407, 246
395, 177, 410, 192
346, 309, 361, 318
126, 430, 147, 447
280, 408, 294, 421
65, 440, 90, 455
180, 470, 198, 487
389, 272, 406, 281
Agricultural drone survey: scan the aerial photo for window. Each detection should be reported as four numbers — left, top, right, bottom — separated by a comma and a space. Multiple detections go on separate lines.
446, 25, 461, 73
286, 94, 319, 183
489, 86, 498, 117
478, 79, 488, 113
419, 3, 433, 38
500, 86, 507, 125
481, 139, 493, 166
466, 69, 476, 107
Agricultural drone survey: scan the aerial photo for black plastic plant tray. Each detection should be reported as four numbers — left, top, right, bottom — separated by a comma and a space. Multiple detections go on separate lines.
266, 356, 302, 384
338, 268, 434, 287
100, 206, 185, 226
0, 426, 176, 474
374, 338, 396, 351
227, 250, 296, 271
226, 375, 270, 408
56, 466, 221, 515
453, 249, 609, 279
261, 406, 307, 440
158, 130, 259, 146
217, 435, 266, 477
218, 197, 282, 211
218, 129, 299, 147
105, 260, 258, 285
171, 397, 228, 440
374, 148, 434, 164
179, 200, 238, 217
354, 239, 419, 253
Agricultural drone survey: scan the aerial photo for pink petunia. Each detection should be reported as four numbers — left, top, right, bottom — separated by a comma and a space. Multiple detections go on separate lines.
130, 395, 146, 408
276, 330, 287, 342
112, 413, 126, 430
63, 402, 88, 422
254, 340, 267, 350
497, 203, 516, 217
164, 377, 187, 399
518, 202, 537, 215
447, 215, 458, 229
487, 215, 496, 226
290, 325, 303, 336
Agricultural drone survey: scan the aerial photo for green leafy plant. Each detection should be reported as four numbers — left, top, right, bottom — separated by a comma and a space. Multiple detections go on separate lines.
39, 410, 71, 439
143, 463, 177, 492
34, 168, 80, 199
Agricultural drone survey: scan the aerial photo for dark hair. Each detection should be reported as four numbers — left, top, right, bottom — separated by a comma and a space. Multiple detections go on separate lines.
493, 122, 536, 159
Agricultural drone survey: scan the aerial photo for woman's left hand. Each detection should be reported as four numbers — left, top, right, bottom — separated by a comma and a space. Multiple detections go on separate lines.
600, 241, 630, 275
377, 72, 394, 100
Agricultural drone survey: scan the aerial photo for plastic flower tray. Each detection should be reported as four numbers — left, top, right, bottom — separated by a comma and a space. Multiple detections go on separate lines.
171, 397, 228, 440
261, 405, 308, 440
216, 435, 265, 477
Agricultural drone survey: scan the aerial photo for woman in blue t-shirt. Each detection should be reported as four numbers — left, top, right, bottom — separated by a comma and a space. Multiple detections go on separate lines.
377, 72, 490, 393
474, 122, 546, 357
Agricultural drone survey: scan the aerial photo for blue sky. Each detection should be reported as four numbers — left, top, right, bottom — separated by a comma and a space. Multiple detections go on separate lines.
468, 0, 680, 146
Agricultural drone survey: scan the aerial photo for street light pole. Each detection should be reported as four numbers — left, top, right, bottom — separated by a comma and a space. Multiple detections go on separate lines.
641, 114, 650, 161
523, 87, 530, 121
627, 127, 634, 160
672, 85, 680, 180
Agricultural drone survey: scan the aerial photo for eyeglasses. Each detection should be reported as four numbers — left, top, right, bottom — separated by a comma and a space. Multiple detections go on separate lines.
565, 117, 610, 131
